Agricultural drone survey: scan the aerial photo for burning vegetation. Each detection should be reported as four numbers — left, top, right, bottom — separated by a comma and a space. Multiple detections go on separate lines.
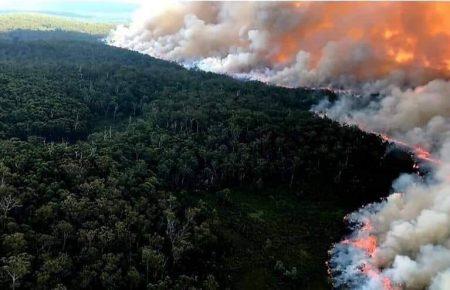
109, 2, 450, 289
109, 2, 450, 88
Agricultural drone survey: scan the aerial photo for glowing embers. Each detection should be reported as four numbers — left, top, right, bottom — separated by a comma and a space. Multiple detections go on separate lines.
394, 50, 414, 64
414, 146, 441, 165
379, 133, 442, 165
383, 29, 399, 40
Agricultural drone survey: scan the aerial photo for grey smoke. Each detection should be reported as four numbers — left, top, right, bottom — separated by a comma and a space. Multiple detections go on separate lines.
108, 2, 450, 289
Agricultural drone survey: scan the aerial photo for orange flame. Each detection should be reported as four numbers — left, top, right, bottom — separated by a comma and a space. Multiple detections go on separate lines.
379, 133, 442, 165
361, 263, 396, 290
343, 236, 377, 255
340, 220, 397, 289
271, 3, 450, 80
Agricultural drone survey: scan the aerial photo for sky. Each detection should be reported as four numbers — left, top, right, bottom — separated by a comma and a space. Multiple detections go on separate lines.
0, 0, 141, 23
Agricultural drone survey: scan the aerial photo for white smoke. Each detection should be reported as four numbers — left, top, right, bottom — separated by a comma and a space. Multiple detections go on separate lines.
108, 2, 450, 88
108, 2, 450, 289
319, 80, 450, 151
325, 79, 450, 289
330, 151, 450, 289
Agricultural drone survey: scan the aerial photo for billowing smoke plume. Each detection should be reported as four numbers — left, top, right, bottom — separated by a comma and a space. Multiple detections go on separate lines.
329, 140, 450, 289
109, 2, 450, 289
109, 2, 450, 88
319, 80, 450, 152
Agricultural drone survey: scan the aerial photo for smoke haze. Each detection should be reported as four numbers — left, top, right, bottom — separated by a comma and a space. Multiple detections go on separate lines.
109, 2, 450, 289
109, 2, 450, 87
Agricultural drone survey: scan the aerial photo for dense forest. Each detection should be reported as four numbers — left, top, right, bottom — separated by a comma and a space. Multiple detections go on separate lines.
0, 13, 112, 35
0, 27, 414, 289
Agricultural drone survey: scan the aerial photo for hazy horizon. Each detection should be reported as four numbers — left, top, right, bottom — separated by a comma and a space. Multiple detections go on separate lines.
0, 0, 139, 23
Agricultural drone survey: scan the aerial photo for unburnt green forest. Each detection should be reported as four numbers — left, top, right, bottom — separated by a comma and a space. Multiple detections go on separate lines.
0, 13, 113, 35
0, 26, 414, 289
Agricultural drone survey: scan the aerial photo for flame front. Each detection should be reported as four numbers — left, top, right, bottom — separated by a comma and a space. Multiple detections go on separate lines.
110, 2, 450, 88
337, 220, 397, 290
330, 132, 444, 289
270, 2, 450, 80
379, 133, 442, 165
111, 2, 450, 289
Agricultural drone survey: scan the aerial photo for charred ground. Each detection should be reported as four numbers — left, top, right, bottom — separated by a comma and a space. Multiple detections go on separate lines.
0, 30, 414, 289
